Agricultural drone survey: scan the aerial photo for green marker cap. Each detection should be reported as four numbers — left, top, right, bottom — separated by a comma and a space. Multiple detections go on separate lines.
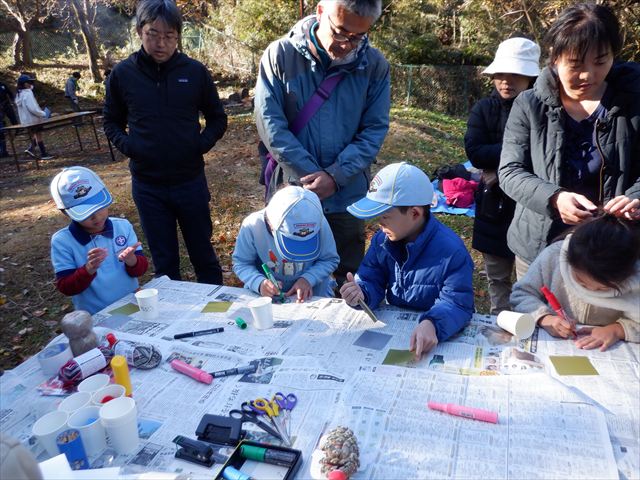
240, 445, 265, 462
235, 317, 247, 329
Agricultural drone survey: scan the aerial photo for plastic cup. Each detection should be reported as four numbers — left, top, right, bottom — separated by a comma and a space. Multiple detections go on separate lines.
58, 392, 92, 414
68, 406, 107, 457
497, 311, 536, 339
99, 397, 139, 454
77, 374, 110, 394
248, 297, 274, 330
92, 384, 126, 406
32, 410, 68, 458
135, 288, 159, 320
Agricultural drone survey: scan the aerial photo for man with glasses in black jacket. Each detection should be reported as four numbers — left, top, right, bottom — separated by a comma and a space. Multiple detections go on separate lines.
104, 0, 227, 285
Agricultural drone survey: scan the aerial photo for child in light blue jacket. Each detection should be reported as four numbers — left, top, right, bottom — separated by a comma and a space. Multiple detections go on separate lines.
233, 186, 339, 302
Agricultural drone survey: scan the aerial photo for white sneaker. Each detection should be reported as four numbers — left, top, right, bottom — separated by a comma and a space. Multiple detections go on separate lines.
24, 149, 36, 158
40, 154, 54, 160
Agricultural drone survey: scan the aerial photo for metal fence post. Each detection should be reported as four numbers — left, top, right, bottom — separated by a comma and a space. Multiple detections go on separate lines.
406, 65, 414, 106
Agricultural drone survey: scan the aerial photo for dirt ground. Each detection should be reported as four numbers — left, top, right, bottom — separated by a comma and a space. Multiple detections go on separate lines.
0, 111, 264, 369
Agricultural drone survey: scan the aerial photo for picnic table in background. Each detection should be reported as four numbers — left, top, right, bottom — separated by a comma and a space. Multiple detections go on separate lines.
1, 111, 115, 171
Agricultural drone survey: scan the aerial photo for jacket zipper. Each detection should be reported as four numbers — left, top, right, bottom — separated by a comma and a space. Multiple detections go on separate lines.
594, 118, 606, 204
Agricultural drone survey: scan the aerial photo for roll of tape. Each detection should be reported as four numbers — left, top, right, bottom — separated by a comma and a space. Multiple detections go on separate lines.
38, 343, 73, 376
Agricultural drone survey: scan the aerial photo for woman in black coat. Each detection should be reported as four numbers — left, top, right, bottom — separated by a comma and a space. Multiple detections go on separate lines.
464, 37, 540, 314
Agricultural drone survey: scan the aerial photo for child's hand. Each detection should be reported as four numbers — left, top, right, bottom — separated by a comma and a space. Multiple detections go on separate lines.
285, 278, 312, 303
539, 314, 576, 338
118, 242, 142, 266
85, 247, 107, 275
259, 278, 282, 298
574, 324, 625, 351
340, 272, 364, 306
410, 319, 438, 359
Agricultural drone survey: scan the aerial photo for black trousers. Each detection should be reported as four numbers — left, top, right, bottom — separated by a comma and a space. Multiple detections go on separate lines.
132, 173, 223, 285
326, 212, 365, 288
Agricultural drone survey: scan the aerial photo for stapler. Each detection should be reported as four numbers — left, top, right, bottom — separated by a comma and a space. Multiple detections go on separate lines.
172, 435, 216, 467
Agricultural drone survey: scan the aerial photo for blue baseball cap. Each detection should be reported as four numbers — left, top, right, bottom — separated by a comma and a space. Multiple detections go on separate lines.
50, 166, 113, 222
17, 74, 35, 86
347, 162, 434, 219
266, 186, 323, 262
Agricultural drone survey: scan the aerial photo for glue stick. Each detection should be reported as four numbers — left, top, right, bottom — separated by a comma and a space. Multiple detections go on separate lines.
111, 355, 133, 396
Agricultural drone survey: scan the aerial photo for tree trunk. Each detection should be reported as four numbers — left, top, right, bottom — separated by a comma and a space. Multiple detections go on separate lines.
12, 32, 22, 66
21, 28, 33, 66
70, 0, 103, 82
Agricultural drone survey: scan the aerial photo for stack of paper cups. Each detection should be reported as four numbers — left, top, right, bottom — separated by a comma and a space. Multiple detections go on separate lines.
99, 397, 139, 454
67, 406, 107, 457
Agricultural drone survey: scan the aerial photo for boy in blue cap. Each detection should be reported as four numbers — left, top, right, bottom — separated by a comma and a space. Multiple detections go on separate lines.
340, 162, 474, 358
233, 186, 339, 302
50, 166, 149, 314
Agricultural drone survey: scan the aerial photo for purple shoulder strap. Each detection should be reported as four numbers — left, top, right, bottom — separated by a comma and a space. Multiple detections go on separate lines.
289, 73, 344, 135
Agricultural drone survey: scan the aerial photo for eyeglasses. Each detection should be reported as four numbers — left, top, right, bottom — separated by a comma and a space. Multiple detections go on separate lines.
142, 29, 179, 43
326, 15, 367, 45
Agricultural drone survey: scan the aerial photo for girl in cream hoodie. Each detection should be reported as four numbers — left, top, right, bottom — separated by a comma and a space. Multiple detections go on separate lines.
511, 214, 639, 351
15, 74, 53, 160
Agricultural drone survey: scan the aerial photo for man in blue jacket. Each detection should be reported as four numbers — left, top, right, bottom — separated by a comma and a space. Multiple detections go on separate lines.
103, 0, 227, 285
340, 163, 474, 358
255, 0, 390, 290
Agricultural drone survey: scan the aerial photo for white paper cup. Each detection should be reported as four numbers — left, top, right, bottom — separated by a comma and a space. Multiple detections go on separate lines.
67, 406, 107, 457
248, 297, 274, 330
38, 343, 73, 377
99, 397, 139, 454
77, 374, 110, 394
497, 311, 536, 339
58, 392, 92, 414
135, 288, 159, 320
92, 384, 126, 406
32, 410, 68, 458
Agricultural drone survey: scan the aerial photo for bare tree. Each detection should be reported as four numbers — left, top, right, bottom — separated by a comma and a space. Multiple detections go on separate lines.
68, 0, 103, 82
0, 0, 55, 66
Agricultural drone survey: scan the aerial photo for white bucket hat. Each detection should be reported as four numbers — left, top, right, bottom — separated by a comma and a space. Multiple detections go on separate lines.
482, 37, 540, 77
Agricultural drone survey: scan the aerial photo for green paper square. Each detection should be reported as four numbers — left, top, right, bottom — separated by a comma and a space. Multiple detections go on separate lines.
383, 349, 416, 366
549, 355, 599, 376
201, 301, 232, 313
108, 303, 140, 315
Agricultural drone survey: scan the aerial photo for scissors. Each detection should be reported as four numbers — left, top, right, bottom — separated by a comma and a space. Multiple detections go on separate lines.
252, 397, 291, 446
272, 392, 297, 440
228, 401, 283, 443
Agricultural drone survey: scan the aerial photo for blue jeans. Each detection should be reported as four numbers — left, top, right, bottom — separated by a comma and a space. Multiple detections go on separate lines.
132, 173, 223, 285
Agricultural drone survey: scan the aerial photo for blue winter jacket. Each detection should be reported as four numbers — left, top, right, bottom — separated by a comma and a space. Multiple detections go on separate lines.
356, 217, 475, 341
254, 16, 391, 214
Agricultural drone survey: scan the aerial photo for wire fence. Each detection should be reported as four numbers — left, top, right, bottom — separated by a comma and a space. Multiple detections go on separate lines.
1, 26, 489, 117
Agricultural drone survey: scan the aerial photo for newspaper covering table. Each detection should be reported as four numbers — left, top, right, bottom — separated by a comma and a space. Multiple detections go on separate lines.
1, 276, 638, 479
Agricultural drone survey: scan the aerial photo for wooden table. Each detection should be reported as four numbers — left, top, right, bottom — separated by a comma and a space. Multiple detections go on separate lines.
0, 111, 115, 171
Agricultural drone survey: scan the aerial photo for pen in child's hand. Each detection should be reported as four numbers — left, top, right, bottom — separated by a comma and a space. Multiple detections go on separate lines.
540, 285, 577, 338
261, 263, 285, 302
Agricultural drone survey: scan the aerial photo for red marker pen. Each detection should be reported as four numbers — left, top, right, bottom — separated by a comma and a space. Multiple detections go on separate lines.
540, 285, 577, 337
